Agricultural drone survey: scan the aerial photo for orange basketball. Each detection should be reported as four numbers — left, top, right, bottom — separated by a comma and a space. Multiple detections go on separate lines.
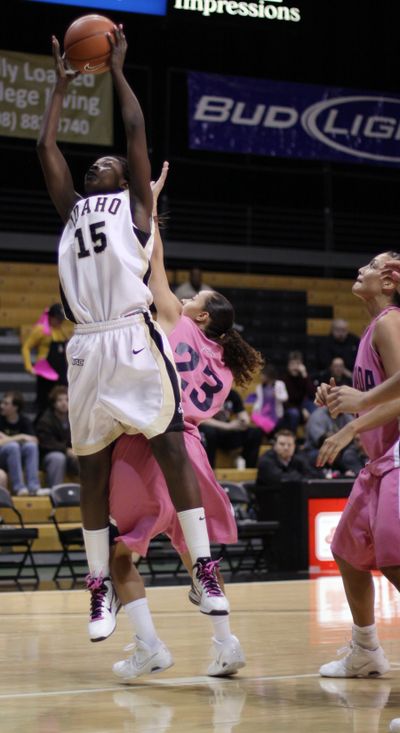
64, 14, 116, 75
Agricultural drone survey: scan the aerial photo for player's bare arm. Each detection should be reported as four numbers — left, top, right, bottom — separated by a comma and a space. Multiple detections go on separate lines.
108, 25, 152, 232
317, 397, 400, 467
372, 308, 400, 379
149, 162, 182, 334
37, 36, 80, 223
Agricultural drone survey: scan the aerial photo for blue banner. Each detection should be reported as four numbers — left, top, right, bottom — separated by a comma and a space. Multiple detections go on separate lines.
188, 71, 400, 167
26, 0, 167, 14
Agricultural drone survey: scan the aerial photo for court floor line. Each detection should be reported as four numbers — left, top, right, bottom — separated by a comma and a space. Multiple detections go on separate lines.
0, 672, 320, 700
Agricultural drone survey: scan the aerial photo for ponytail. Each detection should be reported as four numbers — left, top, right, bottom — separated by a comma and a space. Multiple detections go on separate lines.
203, 291, 264, 387
218, 329, 264, 387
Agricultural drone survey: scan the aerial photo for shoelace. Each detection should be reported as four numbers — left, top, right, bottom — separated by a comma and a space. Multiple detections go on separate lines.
196, 559, 223, 597
86, 573, 107, 621
336, 642, 354, 657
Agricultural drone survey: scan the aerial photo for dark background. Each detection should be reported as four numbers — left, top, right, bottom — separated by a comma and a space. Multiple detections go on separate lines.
1, 0, 400, 273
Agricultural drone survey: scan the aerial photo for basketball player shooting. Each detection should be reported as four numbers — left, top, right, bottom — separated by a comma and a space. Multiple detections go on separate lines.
37, 24, 228, 642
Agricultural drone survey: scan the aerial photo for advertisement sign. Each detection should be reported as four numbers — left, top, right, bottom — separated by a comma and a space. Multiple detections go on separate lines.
308, 498, 347, 574
188, 71, 400, 167
26, 0, 168, 14
0, 49, 113, 145
172, 1, 301, 22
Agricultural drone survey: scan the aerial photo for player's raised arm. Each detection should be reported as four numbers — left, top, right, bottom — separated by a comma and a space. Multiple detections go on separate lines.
108, 25, 153, 233
37, 37, 80, 223
149, 162, 182, 335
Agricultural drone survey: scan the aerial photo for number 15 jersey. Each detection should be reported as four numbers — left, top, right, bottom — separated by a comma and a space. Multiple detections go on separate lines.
58, 190, 154, 324
169, 315, 233, 425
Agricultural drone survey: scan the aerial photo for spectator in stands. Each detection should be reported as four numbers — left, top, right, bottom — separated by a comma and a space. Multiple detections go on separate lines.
36, 386, 79, 487
303, 406, 364, 477
318, 356, 353, 388
0, 391, 42, 496
21, 303, 70, 418
256, 429, 319, 484
174, 267, 213, 300
283, 351, 316, 433
317, 319, 359, 378
199, 388, 262, 468
250, 364, 288, 437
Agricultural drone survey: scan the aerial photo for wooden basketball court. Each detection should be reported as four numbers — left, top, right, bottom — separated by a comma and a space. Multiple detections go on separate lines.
1, 577, 399, 732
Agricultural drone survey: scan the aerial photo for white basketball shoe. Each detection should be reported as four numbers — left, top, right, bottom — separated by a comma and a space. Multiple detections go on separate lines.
319, 642, 390, 678
208, 635, 246, 677
113, 636, 174, 681
86, 574, 121, 642
190, 558, 229, 615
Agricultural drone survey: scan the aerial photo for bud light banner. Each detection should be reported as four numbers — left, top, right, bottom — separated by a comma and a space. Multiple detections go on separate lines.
188, 71, 400, 167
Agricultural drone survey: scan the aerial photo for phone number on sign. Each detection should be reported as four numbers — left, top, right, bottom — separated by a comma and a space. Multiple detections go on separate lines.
0, 112, 90, 135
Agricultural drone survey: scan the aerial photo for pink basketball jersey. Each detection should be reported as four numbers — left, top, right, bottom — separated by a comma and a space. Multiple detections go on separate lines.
168, 315, 233, 425
353, 306, 400, 460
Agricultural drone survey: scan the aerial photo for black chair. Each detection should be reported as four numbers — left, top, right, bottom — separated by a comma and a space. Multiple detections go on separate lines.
0, 487, 39, 585
137, 534, 185, 581
219, 482, 280, 573
49, 483, 86, 582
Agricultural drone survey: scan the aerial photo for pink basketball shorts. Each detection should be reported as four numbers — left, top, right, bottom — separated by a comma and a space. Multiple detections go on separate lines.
331, 464, 400, 570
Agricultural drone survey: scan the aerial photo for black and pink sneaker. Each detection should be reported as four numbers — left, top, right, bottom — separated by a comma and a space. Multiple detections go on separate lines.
86, 573, 121, 642
190, 558, 229, 615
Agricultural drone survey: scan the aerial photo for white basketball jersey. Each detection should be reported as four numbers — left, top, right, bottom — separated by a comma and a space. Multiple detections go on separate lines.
58, 190, 154, 324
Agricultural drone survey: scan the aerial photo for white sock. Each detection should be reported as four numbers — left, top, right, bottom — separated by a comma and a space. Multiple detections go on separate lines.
211, 615, 232, 642
177, 507, 211, 565
124, 598, 159, 649
82, 527, 110, 577
352, 623, 379, 650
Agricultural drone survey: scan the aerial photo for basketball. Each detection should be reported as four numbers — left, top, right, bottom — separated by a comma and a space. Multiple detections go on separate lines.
64, 14, 116, 75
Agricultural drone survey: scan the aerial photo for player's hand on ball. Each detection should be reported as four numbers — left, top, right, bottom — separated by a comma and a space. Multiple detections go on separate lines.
108, 24, 127, 72
52, 36, 78, 83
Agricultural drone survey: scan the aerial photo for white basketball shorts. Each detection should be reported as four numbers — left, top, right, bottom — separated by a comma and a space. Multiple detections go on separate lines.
66, 310, 183, 455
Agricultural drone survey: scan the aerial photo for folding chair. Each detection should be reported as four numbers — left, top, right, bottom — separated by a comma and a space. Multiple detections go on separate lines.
219, 482, 280, 573
49, 483, 87, 582
0, 486, 39, 585
137, 534, 184, 581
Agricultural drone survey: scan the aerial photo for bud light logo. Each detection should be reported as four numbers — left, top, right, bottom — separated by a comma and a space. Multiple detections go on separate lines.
188, 72, 400, 167
302, 97, 400, 164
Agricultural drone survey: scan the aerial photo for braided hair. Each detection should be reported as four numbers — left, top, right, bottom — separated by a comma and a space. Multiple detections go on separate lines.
203, 292, 264, 387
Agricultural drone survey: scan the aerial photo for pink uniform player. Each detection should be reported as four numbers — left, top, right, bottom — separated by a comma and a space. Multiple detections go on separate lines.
317, 252, 400, 679
108, 163, 263, 681
110, 314, 237, 558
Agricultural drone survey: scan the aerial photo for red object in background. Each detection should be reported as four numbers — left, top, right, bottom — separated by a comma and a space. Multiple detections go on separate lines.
308, 497, 348, 575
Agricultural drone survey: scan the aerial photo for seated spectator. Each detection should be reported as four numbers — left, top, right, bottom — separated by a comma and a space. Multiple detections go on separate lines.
318, 356, 353, 388
283, 351, 316, 432
199, 388, 262, 468
21, 303, 70, 418
303, 406, 364, 477
0, 391, 42, 496
174, 267, 213, 301
256, 429, 319, 485
317, 319, 359, 378
36, 386, 79, 487
250, 365, 288, 437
